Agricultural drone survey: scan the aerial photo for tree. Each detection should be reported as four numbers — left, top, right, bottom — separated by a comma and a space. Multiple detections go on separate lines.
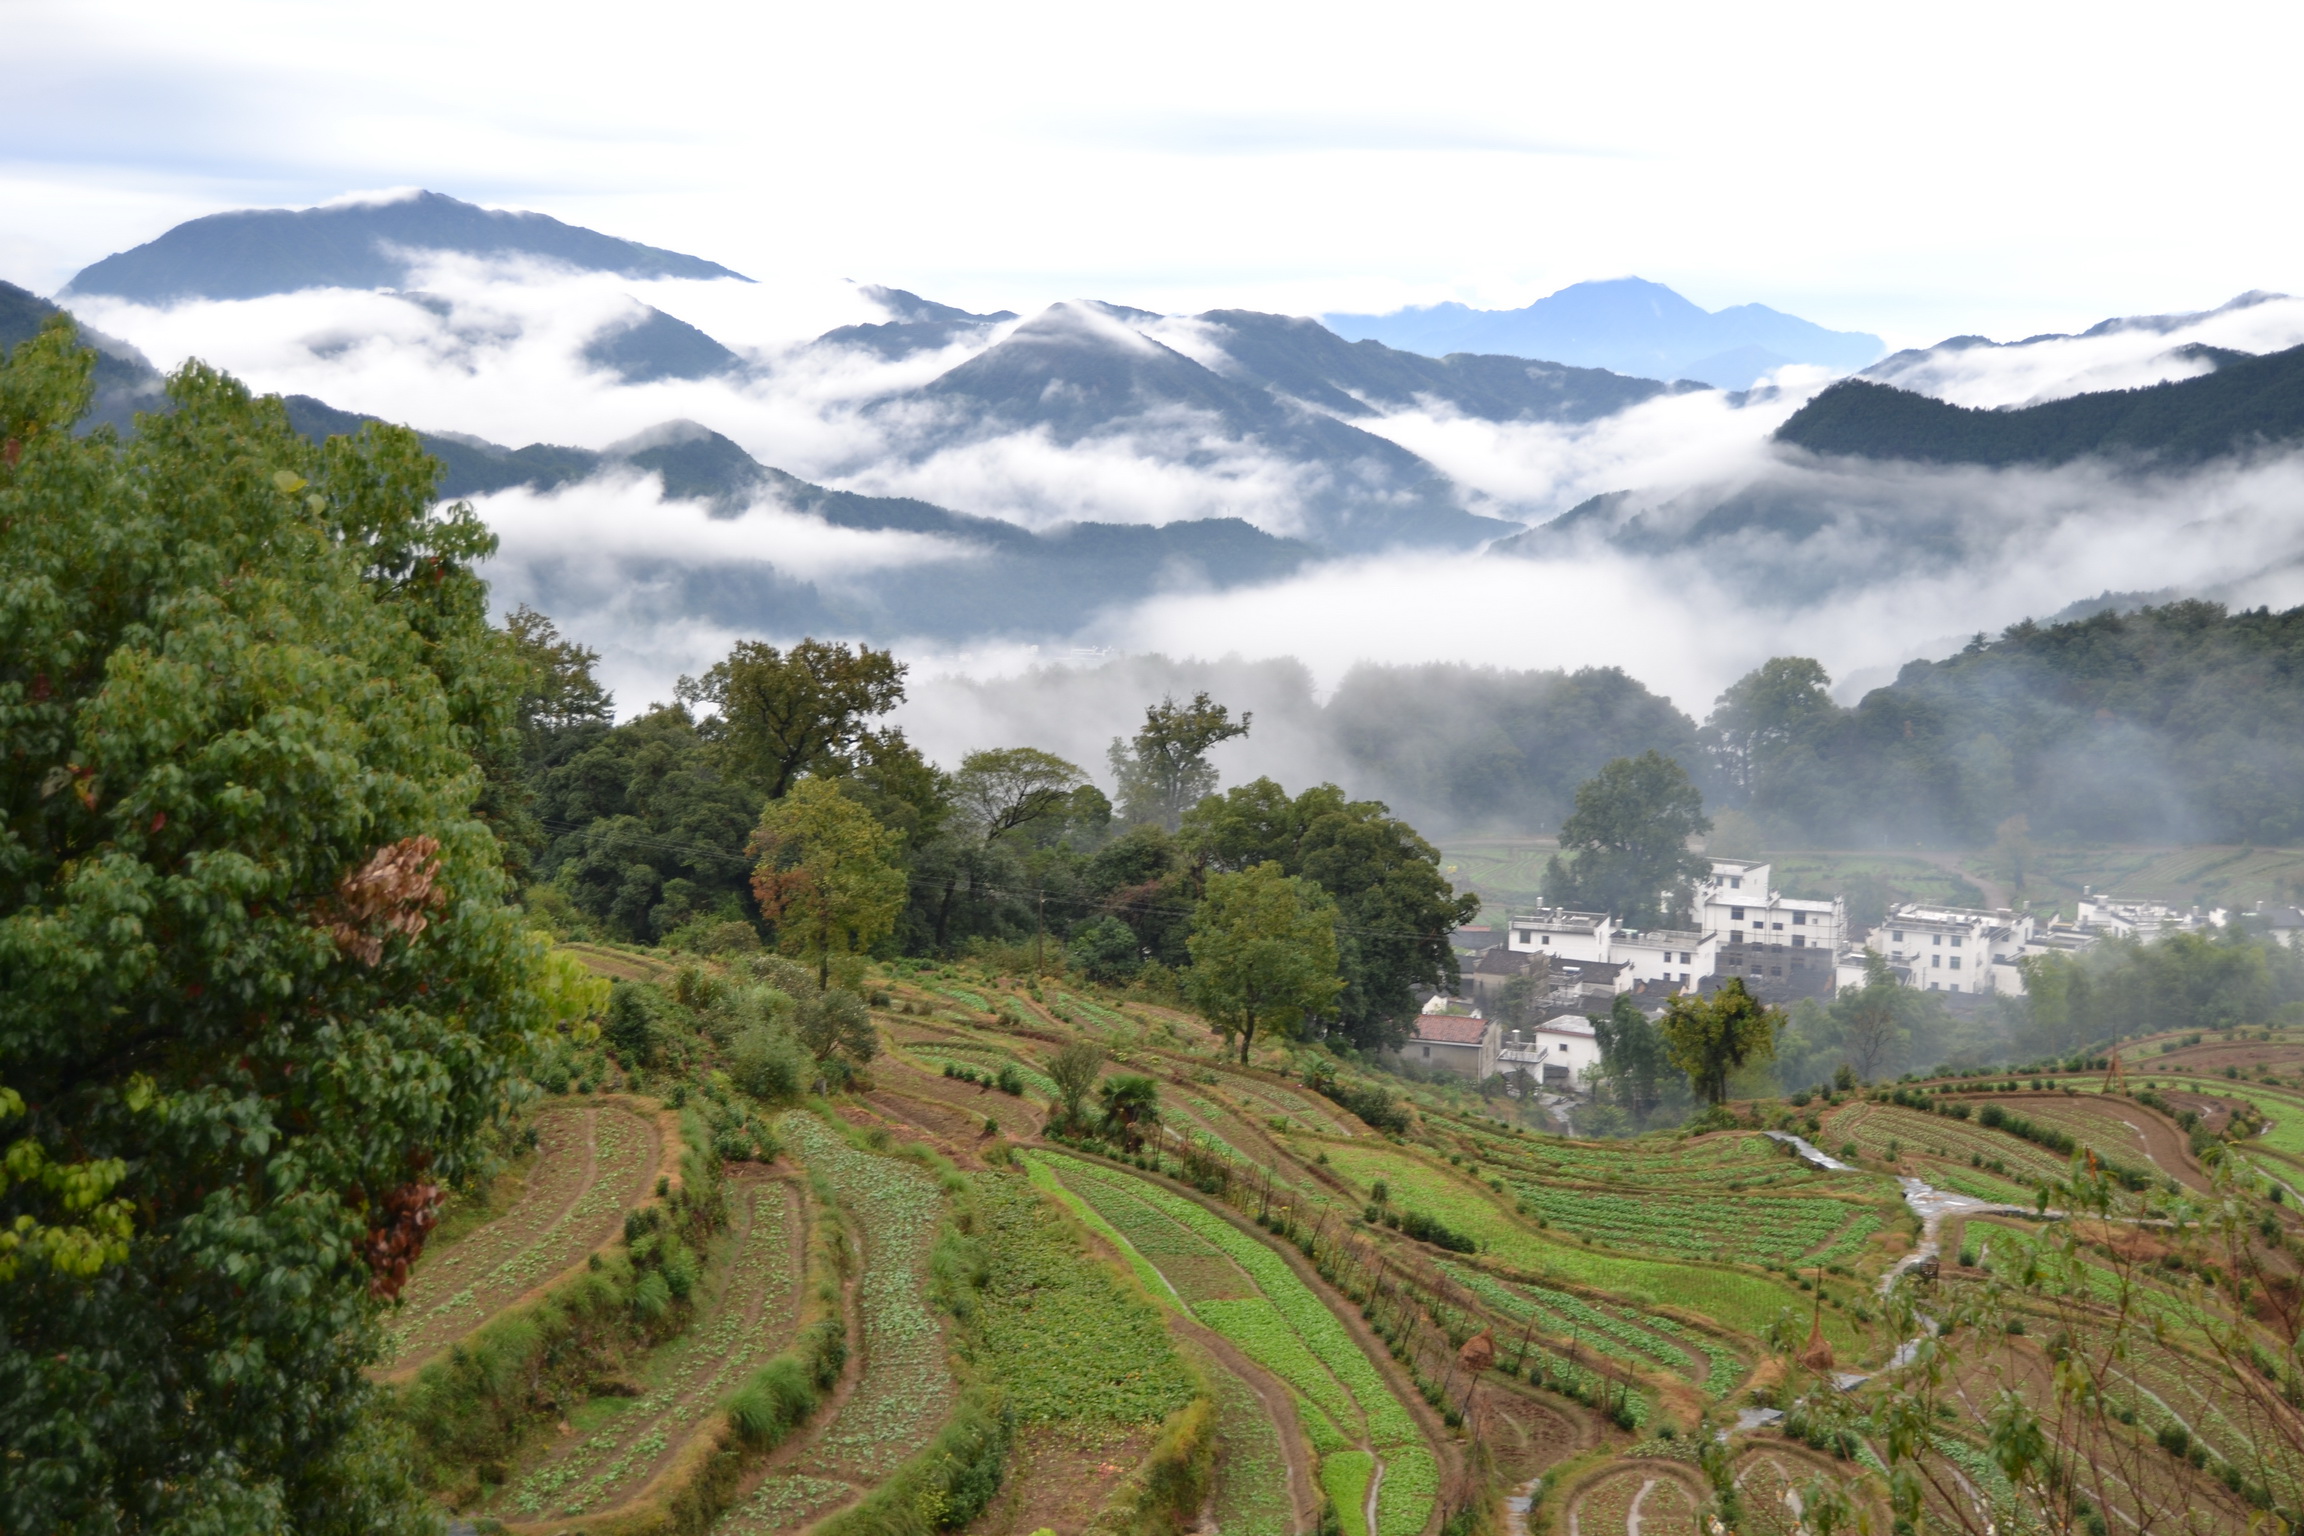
1543, 751, 1712, 927
1592, 994, 1672, 1120
749, 778, 907, 989
1700, 657, 1836, 804
1658, 979, 1783, 1105
680, 638, 906, 800
1184, 778, 1479, 1053
952, 747, 1088, 842
1831, 950, 1911, 1082
1109, 691, 1250, 830
505, 603, 615, 736
1047, 1040, 1107, 1129
1067, 915, 1142, 982
1098, 1074, 1162, 1149
1186, 862, 1343, 1064
0, 323, 545, 1534
794, 989, 878, 1074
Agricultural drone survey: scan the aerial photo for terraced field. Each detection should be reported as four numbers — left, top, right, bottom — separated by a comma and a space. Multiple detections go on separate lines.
1205, 1355, 1300, 1536
1313, 1142, 1857, 1350
1819, 1100, 2070, 1201
1448, 1125, 1839, 1195
1030, 1151, 1438, 1536
1439, 1262, 1746, 1398
716, 1115, 953, 1536
385, 1099, 663, 1372
1568, 1464, 1706, 1536
486, 1170, 805, 1523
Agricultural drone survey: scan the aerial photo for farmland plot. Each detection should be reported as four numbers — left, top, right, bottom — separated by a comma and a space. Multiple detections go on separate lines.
386, 1100, 661, 1371
486, 1171, 805, 1522
716, 1115, 952, 1535
1031, 1152, 1437, 1536
1314, 1144, 1852, 1350
1502, 1184, 1872, 1267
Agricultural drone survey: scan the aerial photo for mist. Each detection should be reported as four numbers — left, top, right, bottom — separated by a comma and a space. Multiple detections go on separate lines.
61, 261, 2304, 825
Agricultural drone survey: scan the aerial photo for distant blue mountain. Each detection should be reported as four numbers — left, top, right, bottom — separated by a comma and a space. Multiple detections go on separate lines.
1324, 277, 1883, 389
63, 190, 749, 303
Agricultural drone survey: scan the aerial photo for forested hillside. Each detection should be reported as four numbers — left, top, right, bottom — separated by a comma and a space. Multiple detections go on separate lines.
1706, 601, 2304, 846
1775, 343, 2304, 466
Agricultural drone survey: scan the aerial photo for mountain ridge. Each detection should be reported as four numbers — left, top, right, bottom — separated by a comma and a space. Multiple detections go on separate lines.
63, 190, 749, 303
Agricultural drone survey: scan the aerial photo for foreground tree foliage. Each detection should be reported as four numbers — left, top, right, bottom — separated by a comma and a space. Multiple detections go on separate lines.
1187, 860, 1342, 1063
0, 320, 546, 1533
1659, 977, 1782, 1105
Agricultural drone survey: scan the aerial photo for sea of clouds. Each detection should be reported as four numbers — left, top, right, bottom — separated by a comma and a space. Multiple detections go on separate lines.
67, 263, 2304, 779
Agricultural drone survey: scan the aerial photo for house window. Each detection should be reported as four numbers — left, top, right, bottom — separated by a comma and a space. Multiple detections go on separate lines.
1679, 952, 1691, 964
1892, 930, 1905, 943
1951, 935, 1963, 948
1949, 957, 1961, 971
1421, 1046, 1431, 1058
1769, 966, 1782, 977
1730, 877, 1742, 889
1792, 936, 1805, 949
1772, 922, 1784, 930
1932, 934, 1942, 946
1730, 930, 1743, 946
1541, 934, 1551, 945
1950, 982, 1961, 992
1730, 906, 1745, 921
1932, 955, 1942, 968
1791, 911, 1806, 925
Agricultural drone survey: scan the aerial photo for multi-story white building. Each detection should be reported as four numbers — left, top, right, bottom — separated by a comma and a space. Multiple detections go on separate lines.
1498, 1014, 1604, 1087
1696, 860, 1845, 1002
2075, 891, 2220, 940
1840, 904, 2036, 996
1504, 908, 1707, 997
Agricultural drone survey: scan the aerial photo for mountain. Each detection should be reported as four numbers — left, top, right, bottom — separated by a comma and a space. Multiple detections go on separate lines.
874, 300, 1517, 552
582, 306, 743, 383
1775, 341, 2304, 468
62, 190, 749, 303
279, 400, 1318, 639
1323, 277, 1883, 389
1182, 309, 1696, 424
0, 280, 165, 430
812, 286, 1018, 359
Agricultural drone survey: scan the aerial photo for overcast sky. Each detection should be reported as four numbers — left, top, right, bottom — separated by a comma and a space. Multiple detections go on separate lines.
7, 0, 2301, 348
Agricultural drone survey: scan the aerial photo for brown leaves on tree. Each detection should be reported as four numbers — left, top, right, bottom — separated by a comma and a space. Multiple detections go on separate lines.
324, 836, 446, 965
362, 1179, 443, 1299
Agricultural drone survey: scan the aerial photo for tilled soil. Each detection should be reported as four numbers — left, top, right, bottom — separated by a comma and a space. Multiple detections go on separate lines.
387, 1101, 662, 1372
488, 1170, 806, 1526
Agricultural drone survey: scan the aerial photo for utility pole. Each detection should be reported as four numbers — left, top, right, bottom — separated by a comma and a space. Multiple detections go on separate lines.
1035, 885, 1046, 974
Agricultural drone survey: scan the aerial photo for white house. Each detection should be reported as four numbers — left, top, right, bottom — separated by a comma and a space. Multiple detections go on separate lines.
1498, 1013, 1603, 1087
1850, 904, 2036, 996
1504, 908, 1615, 962
2076, 891, 2219, 940
1696, 860, 1845, 1002
1611, 927, 1712, 992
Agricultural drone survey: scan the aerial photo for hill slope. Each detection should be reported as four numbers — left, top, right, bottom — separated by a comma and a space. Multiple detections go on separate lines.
1776, 343, 2304, 467
64, 190, 749, 302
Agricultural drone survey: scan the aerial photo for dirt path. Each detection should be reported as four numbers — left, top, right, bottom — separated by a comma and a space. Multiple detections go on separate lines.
488, 1171, 806, 1526
387, 1101, 661, 1374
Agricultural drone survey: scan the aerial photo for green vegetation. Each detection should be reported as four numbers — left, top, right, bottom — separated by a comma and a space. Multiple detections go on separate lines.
1543, 750, 1712, 927
1188, 861, 1343, 1063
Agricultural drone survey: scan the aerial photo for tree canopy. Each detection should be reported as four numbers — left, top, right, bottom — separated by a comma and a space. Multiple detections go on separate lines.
1108, 691, 1249, 830
1186, 861, 1342, 1063
749, 777, 907, 988
1184, 777, 1478, 1051
679, 637, 906, 800
1543, 751, 1711, 927
0, 319, 546, 1534
1658, 979, 1782, 1105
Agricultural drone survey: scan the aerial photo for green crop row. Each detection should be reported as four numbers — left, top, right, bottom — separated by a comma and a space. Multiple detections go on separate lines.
970, 1176, 1197, 1429
1375, 1445, 1438, 1536
1320, 1144, 1851, 1348
1207, 1360, 1296, 1536
1440, 1263, 1682, 1378
1040, 1153, 1423, 1449
1322, 1450, 1375, 1536
1196, 1297, 1366, 1443
1507, 1183, 1858, 1264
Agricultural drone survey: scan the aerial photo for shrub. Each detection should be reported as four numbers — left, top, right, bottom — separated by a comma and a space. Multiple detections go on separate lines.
731, 1022, 809, 1103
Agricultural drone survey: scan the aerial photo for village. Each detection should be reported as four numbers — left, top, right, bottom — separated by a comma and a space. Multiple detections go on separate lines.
1395, 855, 2284, 1090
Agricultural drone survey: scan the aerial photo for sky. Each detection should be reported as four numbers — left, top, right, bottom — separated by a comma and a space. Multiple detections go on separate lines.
7, 0, 2304, 347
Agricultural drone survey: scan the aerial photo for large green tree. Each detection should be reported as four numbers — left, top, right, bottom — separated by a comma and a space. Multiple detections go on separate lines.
0, 321, 546, 1533
750, 777, 907, 988
1543, 750, 1712, 927
1108, 691, 1250, 830
1658, 978, 1782, 1105
1591, 993, 1674, 1120
1186, 861, 1343, 1063
1184, 777, 1478, 1052
679, 637, 907, 800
